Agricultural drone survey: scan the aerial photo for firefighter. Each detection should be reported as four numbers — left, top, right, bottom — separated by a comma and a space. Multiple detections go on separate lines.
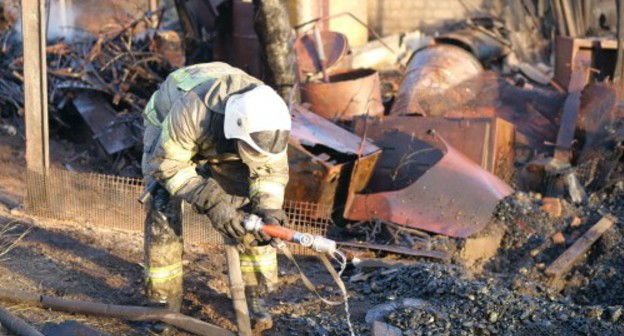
141, 62, 290, 333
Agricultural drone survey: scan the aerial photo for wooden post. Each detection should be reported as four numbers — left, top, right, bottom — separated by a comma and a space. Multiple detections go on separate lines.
22, 0, 49, 175
148, 0, 159, 28
148, 0, 159, 12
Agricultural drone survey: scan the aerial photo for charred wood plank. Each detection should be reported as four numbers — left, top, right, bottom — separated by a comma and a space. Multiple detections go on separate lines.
545, 214, 617, 279
72, 92, 138, 155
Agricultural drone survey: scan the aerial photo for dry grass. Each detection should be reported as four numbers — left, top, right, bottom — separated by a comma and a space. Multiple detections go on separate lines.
0, 220, 31, 259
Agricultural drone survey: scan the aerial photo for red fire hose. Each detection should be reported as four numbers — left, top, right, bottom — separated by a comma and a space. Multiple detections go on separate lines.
243, 214, 337, 254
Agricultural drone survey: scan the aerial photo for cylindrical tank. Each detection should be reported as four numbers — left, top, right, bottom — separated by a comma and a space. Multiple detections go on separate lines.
288, 0, 368, 47
390, 44, 483, 116
300, 68, 384, 121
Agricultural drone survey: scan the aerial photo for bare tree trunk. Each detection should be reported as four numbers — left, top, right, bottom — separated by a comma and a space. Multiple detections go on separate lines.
253, 0, 297, 102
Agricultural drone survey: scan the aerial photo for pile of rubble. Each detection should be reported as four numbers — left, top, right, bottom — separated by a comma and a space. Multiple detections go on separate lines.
364, 263, 624, 336
288, 261, 624, 336
0, 11, 180, 173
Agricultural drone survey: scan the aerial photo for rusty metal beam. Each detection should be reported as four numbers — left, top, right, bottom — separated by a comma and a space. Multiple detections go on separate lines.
337, 241, 450, 260
22, 0, 49, 174
545, 214, 617, 279
553, 57, 589, 163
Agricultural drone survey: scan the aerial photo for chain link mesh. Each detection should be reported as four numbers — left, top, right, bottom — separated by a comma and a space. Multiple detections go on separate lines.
25, 169, 332, 255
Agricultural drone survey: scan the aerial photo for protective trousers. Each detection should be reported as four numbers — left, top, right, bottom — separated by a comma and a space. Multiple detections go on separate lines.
144, 185, 184, 311
143, 185, 279, 311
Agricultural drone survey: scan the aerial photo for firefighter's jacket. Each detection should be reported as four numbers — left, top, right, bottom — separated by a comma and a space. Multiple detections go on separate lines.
142, 62, 289, 211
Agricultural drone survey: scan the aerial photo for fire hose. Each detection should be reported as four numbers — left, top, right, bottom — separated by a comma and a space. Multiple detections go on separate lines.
243, 214, 347, 303
243, 214, 356, 336
243, 214, 337, 255
243, 214, 346, 306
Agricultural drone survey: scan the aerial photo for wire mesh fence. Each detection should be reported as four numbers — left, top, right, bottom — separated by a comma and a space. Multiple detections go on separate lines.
25, 169, 332, 255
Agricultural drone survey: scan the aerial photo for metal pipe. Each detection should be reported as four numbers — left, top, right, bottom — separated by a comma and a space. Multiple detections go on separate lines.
0, 288, 233, 336
225, 244, 252, 336
0, 305, 45, 336
313, 27, 329, 83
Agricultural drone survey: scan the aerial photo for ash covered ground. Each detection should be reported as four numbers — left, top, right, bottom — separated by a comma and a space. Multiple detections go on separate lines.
286, 182, 624, 336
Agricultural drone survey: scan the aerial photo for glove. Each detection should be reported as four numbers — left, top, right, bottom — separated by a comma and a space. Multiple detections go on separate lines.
207, 201, 246, 240
252, 208, 289, 246
254, 208, 289, 226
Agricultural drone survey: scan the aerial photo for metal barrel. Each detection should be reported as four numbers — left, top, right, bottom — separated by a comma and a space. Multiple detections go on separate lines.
390, 44, 483, 116
300, 68, 384, 121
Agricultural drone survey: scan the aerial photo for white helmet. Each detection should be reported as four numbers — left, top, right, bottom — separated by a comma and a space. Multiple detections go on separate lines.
224, 85, 291, 156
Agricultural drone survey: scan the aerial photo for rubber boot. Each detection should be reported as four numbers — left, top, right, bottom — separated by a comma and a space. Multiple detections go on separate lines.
246, 286, 273, 331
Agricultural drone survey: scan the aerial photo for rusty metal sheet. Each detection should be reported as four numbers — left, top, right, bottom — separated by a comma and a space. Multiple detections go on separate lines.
345, 134, 513, 238
390, 44, 483, 116
286, 104, 381, 217
294, 30, 349, 77
353, 116, 516, 182
72, 92, 137, 155
300, 68, 385, 121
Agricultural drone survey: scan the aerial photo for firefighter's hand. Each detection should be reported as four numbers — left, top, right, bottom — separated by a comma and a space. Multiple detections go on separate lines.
207, 202, 246, 240
252, 208, 289, 247
254, 208, 289, 226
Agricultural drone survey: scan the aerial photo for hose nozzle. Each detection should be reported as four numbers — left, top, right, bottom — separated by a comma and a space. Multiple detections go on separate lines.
243, 214, 337, 254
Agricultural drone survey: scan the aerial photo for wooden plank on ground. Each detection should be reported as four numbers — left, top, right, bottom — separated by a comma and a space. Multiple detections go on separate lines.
545, 214, 617, 278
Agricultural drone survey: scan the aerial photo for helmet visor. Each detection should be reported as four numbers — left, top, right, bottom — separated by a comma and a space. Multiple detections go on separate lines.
249, 130, 290, 154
